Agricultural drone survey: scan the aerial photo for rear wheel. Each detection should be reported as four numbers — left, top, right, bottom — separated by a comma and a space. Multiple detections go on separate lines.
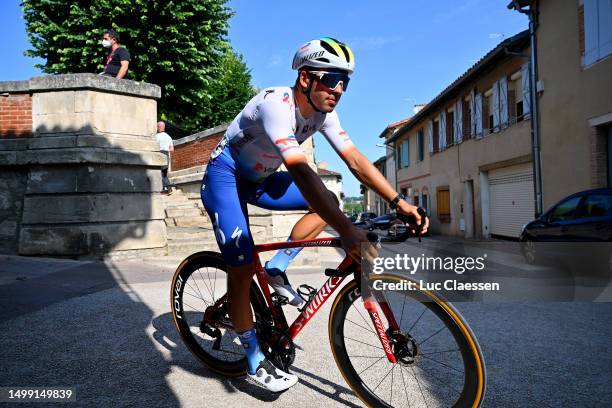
329, 275, 486, 407
170, 251, 267, 377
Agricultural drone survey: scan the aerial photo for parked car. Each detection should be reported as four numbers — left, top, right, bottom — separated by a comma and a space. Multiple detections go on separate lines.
353, 212, 377, 229
366, 214, 396, 230
520, 188, 612, 266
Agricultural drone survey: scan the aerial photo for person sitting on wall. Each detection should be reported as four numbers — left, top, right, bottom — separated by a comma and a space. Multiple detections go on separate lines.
100, 29, 130, 79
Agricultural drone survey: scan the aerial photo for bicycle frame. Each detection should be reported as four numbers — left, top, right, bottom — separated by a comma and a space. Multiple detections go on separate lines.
250, 236, 399, 364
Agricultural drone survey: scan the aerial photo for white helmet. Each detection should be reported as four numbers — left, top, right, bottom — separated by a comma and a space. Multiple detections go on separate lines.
292, 37, 355, 74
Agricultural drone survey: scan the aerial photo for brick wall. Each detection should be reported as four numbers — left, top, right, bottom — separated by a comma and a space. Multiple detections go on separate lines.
171, 131, 223, 171
0, 93, 32, 137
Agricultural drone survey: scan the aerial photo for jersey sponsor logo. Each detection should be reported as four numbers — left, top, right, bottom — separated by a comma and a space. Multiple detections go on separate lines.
339, 131, 350, 142
274, 136, 297, 145
253, 162, 276, 173
282, 92, 290, 103
262, 153, 280, 159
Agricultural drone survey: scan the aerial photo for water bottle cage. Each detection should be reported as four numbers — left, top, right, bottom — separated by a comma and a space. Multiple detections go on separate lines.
297, 284, 317, 308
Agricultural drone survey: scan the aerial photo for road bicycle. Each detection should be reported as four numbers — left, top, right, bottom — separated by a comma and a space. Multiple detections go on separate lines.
170, 216, 486, 407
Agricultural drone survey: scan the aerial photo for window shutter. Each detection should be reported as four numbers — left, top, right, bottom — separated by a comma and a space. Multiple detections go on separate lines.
492, 80, 500, 131
599, 0, 612, 60
406, 139, 410, 167
455, 99, 463, 144
521, 63, 531, 114
439, 112, 446, 150
470, 90, 476, 137
475, 93, 483, 137
427, 120, 433, 154
499, 76, 509, 128
584, 0, 599, 65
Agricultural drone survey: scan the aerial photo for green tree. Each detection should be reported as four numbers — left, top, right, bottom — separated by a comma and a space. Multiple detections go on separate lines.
22, 0, 255, 133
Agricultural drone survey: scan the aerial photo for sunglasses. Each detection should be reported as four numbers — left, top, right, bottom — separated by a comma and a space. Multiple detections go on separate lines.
309, 71, 351, 91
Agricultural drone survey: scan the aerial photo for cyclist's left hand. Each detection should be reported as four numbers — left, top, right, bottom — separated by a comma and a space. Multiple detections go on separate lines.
397, 201, 429, 235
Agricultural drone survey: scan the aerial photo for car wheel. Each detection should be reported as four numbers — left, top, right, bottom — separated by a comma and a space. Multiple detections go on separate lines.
521, 237, 537, 265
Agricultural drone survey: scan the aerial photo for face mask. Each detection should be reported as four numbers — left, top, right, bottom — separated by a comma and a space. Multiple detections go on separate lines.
102, 39, 112, 48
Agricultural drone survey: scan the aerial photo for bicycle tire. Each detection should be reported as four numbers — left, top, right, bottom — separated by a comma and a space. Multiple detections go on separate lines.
329, 274, 486, 408
170, 251, 267, 377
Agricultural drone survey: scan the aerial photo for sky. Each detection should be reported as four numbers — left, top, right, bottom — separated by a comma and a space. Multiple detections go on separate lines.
0, 0, 527, 197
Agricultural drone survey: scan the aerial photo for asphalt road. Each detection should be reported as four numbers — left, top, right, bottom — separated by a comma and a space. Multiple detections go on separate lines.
1, 238, 611, 407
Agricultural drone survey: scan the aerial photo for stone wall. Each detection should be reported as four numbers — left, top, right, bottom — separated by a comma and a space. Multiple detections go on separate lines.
0, 74, 167, 260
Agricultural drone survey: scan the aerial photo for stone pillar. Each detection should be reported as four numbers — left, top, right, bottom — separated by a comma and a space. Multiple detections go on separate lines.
0, 74, 166, 260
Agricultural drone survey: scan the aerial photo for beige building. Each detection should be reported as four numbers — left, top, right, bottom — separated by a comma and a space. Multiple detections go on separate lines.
386, 30, 534, 238
384, 0, 612, 239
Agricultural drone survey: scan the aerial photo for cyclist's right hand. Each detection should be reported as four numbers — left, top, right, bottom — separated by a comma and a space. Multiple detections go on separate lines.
340, 226, 378, 264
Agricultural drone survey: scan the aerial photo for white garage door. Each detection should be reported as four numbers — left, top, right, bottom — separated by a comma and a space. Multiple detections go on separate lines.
489, 163, 535, 238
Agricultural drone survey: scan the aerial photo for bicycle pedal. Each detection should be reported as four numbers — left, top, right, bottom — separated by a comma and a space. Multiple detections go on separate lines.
271, 293, 289, 306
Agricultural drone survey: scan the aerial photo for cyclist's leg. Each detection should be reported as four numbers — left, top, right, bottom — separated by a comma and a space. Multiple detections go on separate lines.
201, 154, 265, 371
201, 154, 298, 390
254, 173, 338, 271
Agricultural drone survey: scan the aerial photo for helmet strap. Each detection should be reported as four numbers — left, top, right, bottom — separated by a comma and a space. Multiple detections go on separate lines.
302, 73, 325, 114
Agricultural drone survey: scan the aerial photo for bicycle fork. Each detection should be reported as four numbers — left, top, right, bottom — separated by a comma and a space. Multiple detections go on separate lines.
363, 296, 399, 364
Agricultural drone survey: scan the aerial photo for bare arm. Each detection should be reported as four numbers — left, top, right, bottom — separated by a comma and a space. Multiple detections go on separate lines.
286, 161, 353, 234
117, 61, 129, 79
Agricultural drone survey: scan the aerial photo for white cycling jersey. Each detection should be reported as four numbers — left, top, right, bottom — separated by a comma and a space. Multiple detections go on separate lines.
211, 86, 355, 182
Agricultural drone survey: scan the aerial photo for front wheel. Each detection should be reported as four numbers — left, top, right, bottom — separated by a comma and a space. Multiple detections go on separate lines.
329, 275, 486, 408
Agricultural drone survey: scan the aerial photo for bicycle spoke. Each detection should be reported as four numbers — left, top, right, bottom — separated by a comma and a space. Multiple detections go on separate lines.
372, 363, 396, 392
197, 269, 215, 300
345, 318, 376, 335
419, 355, 463, 374
344, 336, 384, 351
412, 364, 462, 396
183, 290, 212, 306
351, 302, 374, 331
408, 365, 430, 408
399, 294, 407, 328
420, 348, 460, 356
357, 355, 386, 376
182, 301, 204, 313
417, 326, 447, 347
389, 361, 395, 406
187, 276, 207, 306
205, 267, 216, 302
399, 361, 412, 408
407, 306, 427, 333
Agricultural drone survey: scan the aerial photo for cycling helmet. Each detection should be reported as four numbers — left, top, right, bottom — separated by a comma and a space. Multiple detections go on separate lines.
292, 37, 355, 74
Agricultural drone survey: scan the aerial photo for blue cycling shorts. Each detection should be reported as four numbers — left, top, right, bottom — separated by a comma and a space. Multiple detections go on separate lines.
201, 147, 309, 266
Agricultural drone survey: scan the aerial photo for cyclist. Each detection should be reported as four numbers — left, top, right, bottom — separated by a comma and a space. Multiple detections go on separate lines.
201, 37, 429, 392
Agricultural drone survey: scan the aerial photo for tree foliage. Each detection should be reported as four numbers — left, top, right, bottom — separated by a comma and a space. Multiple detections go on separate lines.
22, 0, 256, 133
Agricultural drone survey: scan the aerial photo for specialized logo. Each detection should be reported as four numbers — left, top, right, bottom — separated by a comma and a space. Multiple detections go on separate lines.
231, 226, 243, 248
173, 275, 184, 319
295, 276, 342, 329
213, 212, 225, 245
296, 51, 324, 66
371, 310, 394, 356
232, 131, 255, 150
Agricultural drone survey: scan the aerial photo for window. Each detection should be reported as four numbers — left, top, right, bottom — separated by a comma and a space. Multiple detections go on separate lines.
463, 98, 471, 140
422, 193, 429, 213
446, 111, 454, 147
432, 121, 440, 152
549, 196, 583, 222
583, 0, 612, 66
417, 129, 424, 161
397, 140, 410, 168
485, 92, 494, 133
580, 194, 612, 217
437, 187, 451, 223
508, 74, 523, 123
